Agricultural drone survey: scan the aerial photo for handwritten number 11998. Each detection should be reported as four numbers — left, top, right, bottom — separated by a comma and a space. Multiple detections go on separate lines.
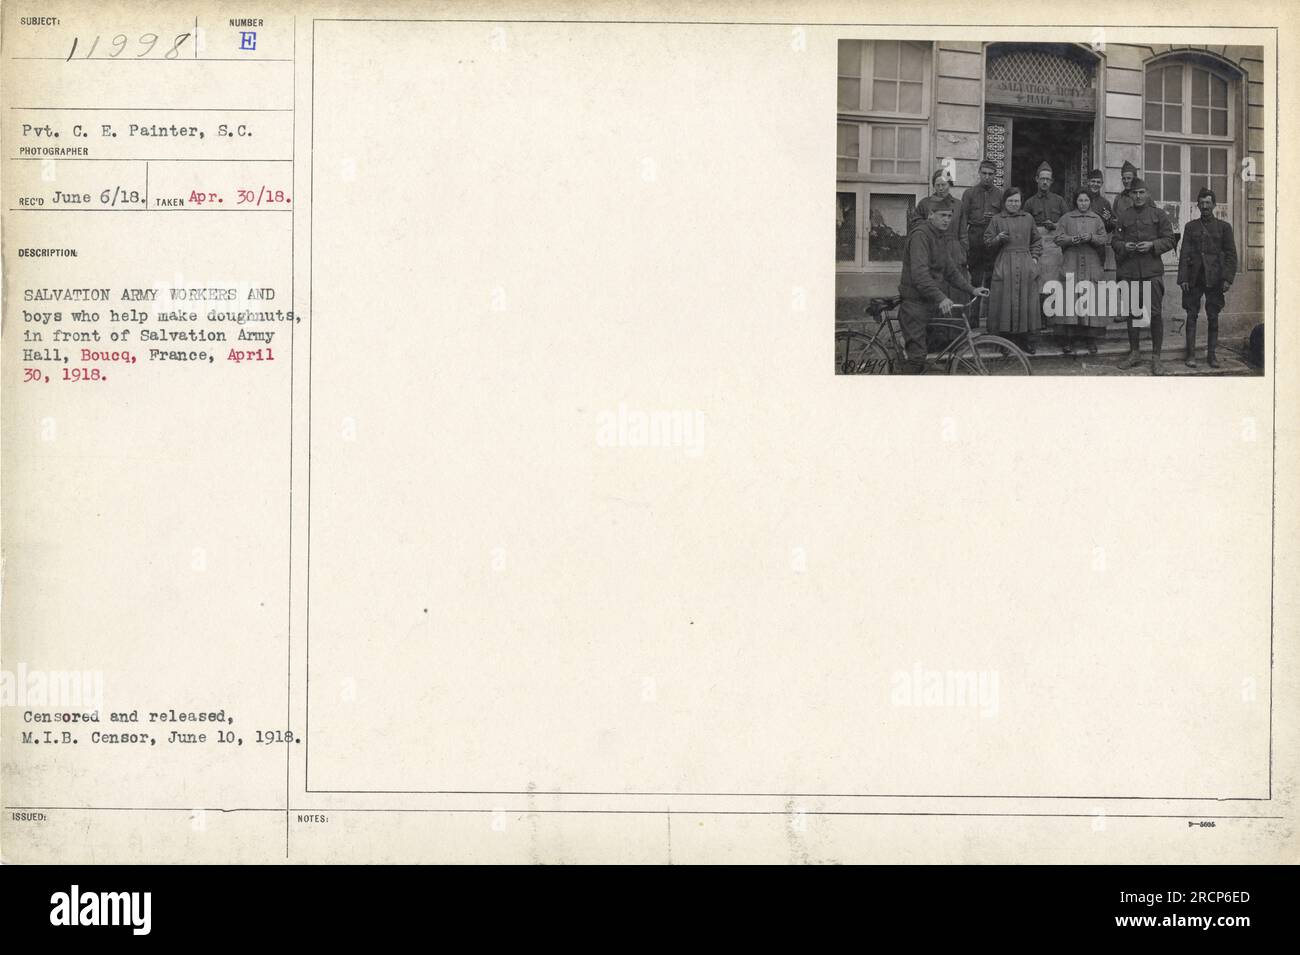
66, 32, 192, 61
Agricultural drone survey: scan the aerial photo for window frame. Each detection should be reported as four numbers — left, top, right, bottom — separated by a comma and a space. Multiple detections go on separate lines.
837, 121, 930, 180
836, 122, 931, 183
838, 40, 934, 121
837, 40, 933, 184
836, 40, 935, 271
1144, 60, 1235, 144
1187, 66, 1231, 138
1141, 139, 1234, 267
1142, 56, 1240, 267
836, 184, 866, 270
836, 182, 928, 273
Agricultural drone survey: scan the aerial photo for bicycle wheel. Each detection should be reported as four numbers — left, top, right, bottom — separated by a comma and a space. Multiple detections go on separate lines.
836, 329, 893, 374
946, 334, 1032, 376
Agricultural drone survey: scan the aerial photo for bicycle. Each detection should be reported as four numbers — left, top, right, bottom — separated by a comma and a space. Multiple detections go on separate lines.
835, 294, 1032, 375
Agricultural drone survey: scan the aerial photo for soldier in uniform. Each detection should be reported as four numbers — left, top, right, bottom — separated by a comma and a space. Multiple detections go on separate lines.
897, 204, 988, 373
1085, 169, 1115, 232
1111, 178, 1176, 375
910, 167, 969, 349
1024, 161, 1070, 230
1024, 162, 1069, 352
1177, 186, 1238, 368
960, 159, 1003, 325
1112, 160, 1139, 220
910, 168, 968, 274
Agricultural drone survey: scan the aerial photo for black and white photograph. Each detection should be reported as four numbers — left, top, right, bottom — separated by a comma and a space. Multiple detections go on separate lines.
835, 39, 1266, 375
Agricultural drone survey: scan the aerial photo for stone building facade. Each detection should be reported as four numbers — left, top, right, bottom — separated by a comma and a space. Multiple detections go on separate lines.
836, 40, 1265, 335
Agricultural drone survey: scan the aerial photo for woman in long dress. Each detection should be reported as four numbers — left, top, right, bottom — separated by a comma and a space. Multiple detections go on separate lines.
1052, 189, 1110, 356
983, 187, 1043, 351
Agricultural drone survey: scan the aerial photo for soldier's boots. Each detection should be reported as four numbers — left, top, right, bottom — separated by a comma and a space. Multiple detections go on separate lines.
1186, 312, 1221, 369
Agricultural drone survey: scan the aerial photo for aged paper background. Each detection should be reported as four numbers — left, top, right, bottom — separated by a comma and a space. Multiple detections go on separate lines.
2, 0, 1297, 863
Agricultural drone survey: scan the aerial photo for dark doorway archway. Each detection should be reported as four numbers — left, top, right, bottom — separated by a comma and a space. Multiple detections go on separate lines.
983, 42, 1101, 201
1002, 114, 1093, 199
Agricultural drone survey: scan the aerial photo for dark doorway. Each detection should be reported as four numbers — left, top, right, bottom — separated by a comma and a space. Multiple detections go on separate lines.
1001, 115, 1093, 200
